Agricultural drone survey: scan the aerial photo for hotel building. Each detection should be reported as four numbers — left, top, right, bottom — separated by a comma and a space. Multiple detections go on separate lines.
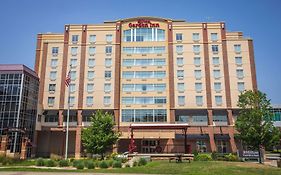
34, 16, 257, 158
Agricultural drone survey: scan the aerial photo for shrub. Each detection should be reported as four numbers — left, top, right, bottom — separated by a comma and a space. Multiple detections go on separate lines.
112, 161, 122, 168
99, 160, 109, 169
72, 160, 82, 167
45, 159, 56, 167
76, 162, 84, 169
125, 163, 130, 167
114, 157, 127, 163
192, 150, 199, 157
107, 159, 114, 167
138, 158, 147, 166
133, 161, 138, 167
58, 159, 69, 167
194, 154, 212, 161
225, 153, 238, 161
0, 156, 14, 165
85, 160, 95, 169
36, 158, 45, 166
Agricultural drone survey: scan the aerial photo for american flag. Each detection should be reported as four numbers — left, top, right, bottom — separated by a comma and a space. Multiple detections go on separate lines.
65, 71, 71, 87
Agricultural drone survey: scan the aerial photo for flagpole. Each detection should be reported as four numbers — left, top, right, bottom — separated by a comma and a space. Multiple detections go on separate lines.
65, 64, 71, 160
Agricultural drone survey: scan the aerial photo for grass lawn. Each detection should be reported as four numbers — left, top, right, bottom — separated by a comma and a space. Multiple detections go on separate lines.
0, 161, 280, 175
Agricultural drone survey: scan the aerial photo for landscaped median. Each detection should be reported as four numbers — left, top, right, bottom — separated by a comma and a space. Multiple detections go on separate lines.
0, 153, 281, 175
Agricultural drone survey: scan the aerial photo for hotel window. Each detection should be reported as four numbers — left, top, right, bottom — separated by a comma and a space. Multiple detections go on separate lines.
122, 71, 134, 79
135, 109, 153, 122
196, 96, 203, 106
70, 58, 77, 67
234, 44, 241, 53
193, 115, 208, 123
154, 109, 167, 122
123, 59, 134, 66
238, 82, 245, 92
176, 33, 183, 41
88, 58, 95, 67
177, 70, 184, 79
194, 70, 202, 79
50, 71, 57, 80
123, 28, 165, 42
69, 84, 76, 93
217, 140, 227, 153
105, 58, 112, 67
212, 45, 219, 53
154, 59, 166, 66
176, 45, 183, 53
193, 45, 200, 53
178, 83, 185, 92
176, 116, 189, 123
213, 115, 228, 122
49, 84, 56, 92
104, 71, 111, 78
72, 35, 79, 43
48, 97, 55, 106
135, 97, 154, 105
123, 29, 132, 42
89, 35, 96, 43
194, 57, 201, 66
122, 84, 134, 92
69, 96, 75, 106
106, 34, 113, 42
103, 96, 111, 105
50, 59, 58, 68
87, 83, 94, 92
105, 46, 112, 54
215, 96, 223, 105
121, 109, 134, 122
122, 97, 134, 105
236, 69, 244, 79
135, 59, 153, 66
211, 33, 218, 41
52, 47, 59, 56
156, 29, 165, 41
71, 47, 78, 56
135, 84, 153, 92
86, 96, 93, 106
89, 47, 96, 56
70, 71, 76, 80
235, 57, 242, 65
195, 82, 202, 92
154, 97, 166, 104
153, 46, 165, 53
87, 71, 95, 80
214, 82, 222, 92
196, 141, 207, 153
104, 83, 111, 92
154, 71, 166, 78
178, 96, 185, 105
212, 57, 220, 65
136, 28, 153, 41
177, 57, 184, 66
192, 33, 200, 41
154, 84, 166, 91
213, 70, 221, 79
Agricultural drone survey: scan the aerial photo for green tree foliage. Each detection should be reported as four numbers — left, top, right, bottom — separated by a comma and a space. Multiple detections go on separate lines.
235, 90, 281, 163
81, 110, 120, 159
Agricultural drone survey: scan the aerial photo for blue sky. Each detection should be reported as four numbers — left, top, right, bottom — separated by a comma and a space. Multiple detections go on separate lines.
0, 0, 281, 104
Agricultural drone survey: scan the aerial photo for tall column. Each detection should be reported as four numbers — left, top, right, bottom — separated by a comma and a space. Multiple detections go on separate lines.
77, 110, 82, 126
31, 131, 38, 158
227, 109, 234, 125
20, 137, 28, 160
229, 127, 237, 153
207, 109, 213, 125
114, 109, 120, 130
208, 127, 216, 152
75, 127, 82, 159
58, 110, 63, 127
0, 135, 8, 156
170, 109, 175, 123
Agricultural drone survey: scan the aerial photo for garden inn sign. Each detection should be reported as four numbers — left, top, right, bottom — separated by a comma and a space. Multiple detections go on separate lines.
128, 19, 160, 28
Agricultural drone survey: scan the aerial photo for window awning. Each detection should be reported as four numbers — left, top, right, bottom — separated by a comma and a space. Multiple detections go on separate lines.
62, 110, 77, 116
214, 134, 230, 140
175, 134, 209, 140
43, 110, 59, 115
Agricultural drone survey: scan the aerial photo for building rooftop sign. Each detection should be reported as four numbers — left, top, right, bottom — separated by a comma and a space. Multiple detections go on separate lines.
128, 19, 160, 28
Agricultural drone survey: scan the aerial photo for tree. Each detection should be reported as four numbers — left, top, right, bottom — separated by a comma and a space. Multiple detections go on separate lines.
235, 90, 281, 163
81, 110, 120, 159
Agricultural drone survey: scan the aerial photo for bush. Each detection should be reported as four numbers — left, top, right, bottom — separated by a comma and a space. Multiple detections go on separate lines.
0, 156, 15, 165
114, 157, 127, 163
138, 158, 147, 166
192, 150, 199, 157
72, 160, 82, 167
45, 159, 56, 167
194, 154, 212, 161
133, 161, 138, 167
225, 153, 238, 161
107, 159, 114, 167
99, 160, 109, 169
112, 161, 122, 168
36, 158, 45, 166
58, 159, 69, 167
76, 162, 84, 170
85, 160, 95, 169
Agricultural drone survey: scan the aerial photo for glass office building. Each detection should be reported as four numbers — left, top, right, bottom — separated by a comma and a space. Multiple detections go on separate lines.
0, 65, 39, 158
